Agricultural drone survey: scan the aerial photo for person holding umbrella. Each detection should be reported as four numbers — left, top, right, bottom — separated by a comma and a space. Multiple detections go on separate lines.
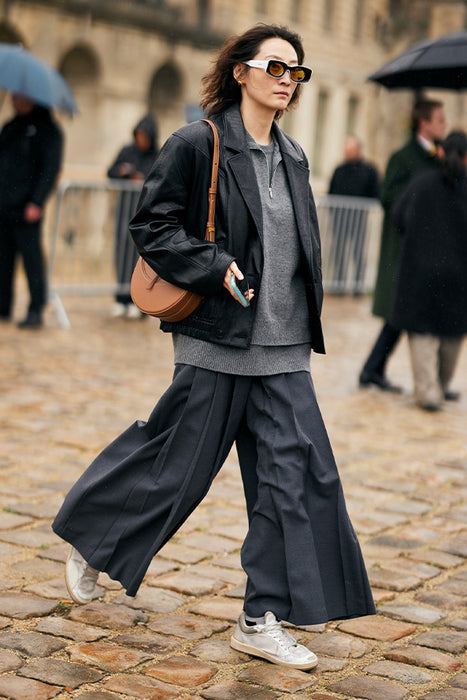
0, 42, 76, 328
0, 93, 63, 327
358, 98, 446, 391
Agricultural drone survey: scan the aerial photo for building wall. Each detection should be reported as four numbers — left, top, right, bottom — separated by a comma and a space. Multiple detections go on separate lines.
0, 0, 465, 192
209, 0, 394, 189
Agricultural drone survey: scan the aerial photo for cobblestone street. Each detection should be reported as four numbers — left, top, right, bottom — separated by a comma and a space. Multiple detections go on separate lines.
0, 293, 466, 700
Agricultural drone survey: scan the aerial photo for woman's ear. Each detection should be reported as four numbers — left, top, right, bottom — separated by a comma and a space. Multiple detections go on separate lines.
233, 63, 246, 83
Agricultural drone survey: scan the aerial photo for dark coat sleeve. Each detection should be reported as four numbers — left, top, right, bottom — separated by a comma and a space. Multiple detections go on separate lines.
391, 182, 412, 235
367, 165, 380, 199
30, 122, 63, 207
328, 168, 338, 194
107, 145, 134, 178
380, 150, 413, 213
129, 132, 234, 297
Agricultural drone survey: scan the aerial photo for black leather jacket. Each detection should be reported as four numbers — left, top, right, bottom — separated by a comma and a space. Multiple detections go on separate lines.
129, 104, 325, 354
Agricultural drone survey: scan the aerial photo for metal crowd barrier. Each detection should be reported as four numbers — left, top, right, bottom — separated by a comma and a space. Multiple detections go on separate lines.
316, 194, 383, 296
47, 180, 143, 329
46, 184, 383, 329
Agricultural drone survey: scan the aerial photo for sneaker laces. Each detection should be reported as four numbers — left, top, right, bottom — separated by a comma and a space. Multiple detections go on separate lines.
260, 618, 299, 652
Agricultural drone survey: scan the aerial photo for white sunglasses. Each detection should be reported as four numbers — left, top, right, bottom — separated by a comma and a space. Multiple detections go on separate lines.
244, 59, 312, 84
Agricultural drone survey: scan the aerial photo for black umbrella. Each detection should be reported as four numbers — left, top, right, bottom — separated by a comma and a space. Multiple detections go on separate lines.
369, 31, 467, 90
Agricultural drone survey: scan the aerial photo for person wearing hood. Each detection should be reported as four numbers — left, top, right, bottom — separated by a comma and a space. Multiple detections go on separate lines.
0, 94, 63, 328
107, 114, 158, 317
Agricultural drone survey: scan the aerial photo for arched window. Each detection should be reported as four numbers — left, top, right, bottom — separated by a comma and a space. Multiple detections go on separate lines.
59, 44, 100, 84
149, 61, 183, 112
58, 44, 101, 171
323, 0, 336, 32
354, 0, 365, 41
312, 89, 329, 176
149, 61, 185, 139
347, 95, 360, 135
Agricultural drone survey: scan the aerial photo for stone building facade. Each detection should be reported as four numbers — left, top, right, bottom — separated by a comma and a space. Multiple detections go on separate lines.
0, 0, 466, 190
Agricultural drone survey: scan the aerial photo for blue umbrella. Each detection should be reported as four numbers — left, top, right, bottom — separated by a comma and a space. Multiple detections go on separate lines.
0, 42, 78, 115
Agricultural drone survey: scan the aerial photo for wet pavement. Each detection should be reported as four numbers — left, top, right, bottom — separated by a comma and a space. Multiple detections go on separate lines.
0, 293, 466, 700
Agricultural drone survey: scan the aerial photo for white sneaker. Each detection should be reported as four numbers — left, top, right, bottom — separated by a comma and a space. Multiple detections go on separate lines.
65, 547, 99, 605
126, 303, 143, 319
111, 302, 127, 318
230, 611, 318, 670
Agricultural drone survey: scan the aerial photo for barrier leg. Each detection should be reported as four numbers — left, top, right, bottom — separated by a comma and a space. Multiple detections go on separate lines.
49, 289, 71, 330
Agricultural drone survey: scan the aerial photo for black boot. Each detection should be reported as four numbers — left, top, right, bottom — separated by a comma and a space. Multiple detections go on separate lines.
359, 322, 402, 392
359, 370, 403, 393
18, 311, 43, 329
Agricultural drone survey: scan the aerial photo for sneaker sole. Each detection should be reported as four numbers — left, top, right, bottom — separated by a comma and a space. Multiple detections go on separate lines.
65, 547, 93, 605
230, 635, 318, 670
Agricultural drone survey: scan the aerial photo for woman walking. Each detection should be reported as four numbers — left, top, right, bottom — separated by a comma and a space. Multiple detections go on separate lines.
53, 24, 375, 670
390, 131, 467, 411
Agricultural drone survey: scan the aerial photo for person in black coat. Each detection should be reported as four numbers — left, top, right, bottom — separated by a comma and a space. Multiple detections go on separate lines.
0, 94, 63, 328
329, 135, 379, 198
358, 99, 446, 391
107, 114, 158, 317
390, 131, 467, 411
328, 135, 379, 293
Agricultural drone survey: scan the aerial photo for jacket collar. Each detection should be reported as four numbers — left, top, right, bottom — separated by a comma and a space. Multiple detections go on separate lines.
410, 136, 437, 160
220, 103, 305, 165
217, 104, 311, 259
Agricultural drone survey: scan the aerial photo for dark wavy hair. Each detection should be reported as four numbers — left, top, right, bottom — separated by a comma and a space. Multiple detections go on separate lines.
441, 130, 467, 188
200, 24, 306, 120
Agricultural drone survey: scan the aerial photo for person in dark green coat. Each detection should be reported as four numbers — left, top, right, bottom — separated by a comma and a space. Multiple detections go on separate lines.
359, 99, 446, 391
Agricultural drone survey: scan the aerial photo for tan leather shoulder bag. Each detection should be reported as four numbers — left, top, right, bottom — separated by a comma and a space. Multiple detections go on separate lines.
130, 119, 219, 321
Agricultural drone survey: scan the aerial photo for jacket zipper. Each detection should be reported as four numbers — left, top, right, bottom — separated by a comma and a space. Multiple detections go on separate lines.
268, 159, 279, 199
257, 145, 279, 199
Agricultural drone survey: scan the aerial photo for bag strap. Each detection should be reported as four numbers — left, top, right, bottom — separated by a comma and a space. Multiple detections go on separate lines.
201, 119, 219, 243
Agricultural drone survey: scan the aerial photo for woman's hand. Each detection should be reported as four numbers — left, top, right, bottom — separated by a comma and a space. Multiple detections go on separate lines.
223, 262, 254, 306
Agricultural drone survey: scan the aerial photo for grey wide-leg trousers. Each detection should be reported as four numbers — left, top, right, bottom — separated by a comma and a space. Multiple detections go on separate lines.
53, 365, 374, 626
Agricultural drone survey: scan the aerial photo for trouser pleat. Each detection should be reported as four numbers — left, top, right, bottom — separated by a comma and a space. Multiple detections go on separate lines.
53, 365, 251, 595
240, 372, 374, 625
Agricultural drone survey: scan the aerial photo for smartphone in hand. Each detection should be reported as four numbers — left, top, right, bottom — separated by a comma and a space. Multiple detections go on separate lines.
231, 276, 250, 307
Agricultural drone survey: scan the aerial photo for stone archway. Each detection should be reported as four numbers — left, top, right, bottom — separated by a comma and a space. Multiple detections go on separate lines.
59, 44, 100, 85
58, 43, 101, 175
149, 60, 184, 143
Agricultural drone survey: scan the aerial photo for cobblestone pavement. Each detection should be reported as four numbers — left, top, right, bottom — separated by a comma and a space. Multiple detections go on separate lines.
0, 294, 466, 700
